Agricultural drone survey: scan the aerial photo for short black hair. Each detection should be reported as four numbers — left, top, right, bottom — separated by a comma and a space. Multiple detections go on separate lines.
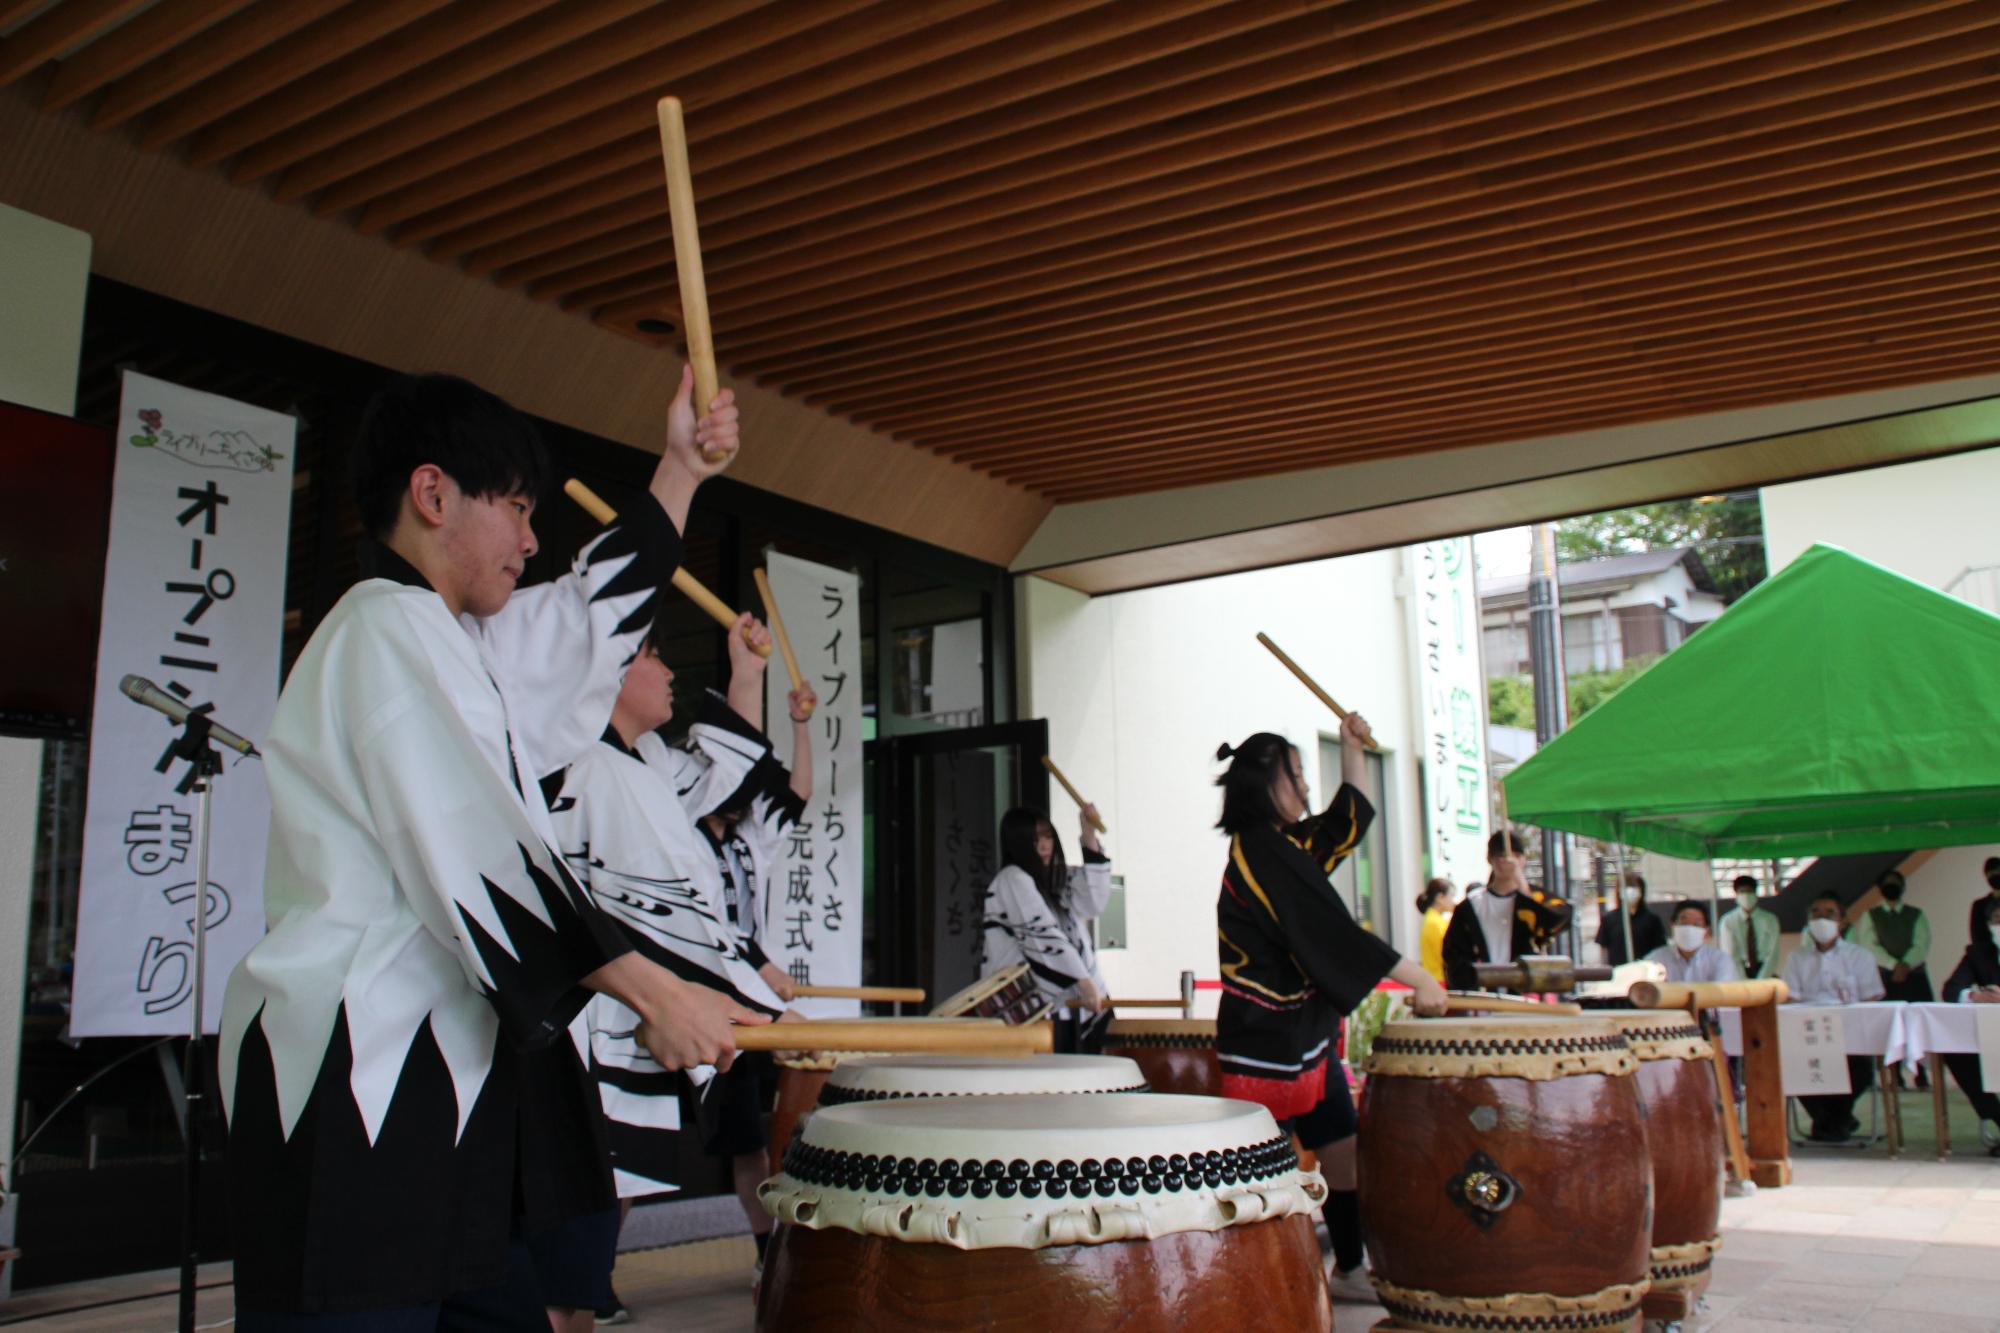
1986, 856, 1999, 874
350, 373, 550, 540
1214, 733, 1297, 836
1487, 828, 1530, 858
1811, 889, 1844, 911
1673, 900, 1710, 926
1878, 869, 1905, 889
1733, 874, 1759, 892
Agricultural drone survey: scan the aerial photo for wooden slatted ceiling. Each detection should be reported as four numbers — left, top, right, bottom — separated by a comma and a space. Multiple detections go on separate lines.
9, 0, 2000, 505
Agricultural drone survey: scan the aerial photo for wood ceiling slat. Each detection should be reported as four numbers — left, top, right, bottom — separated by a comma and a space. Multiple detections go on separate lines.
1041, 349, 2000, 500
357, 0, 1156, 239
406, 0, 1478, 262
1038, 343, 2000, 499
979, 314, 2000, 486
41, 0, 251, 111
831, 96, 2000, 424
728, 25, 2000, 375
0, 0, 150, 88
218, 0, 659, 183
136, 0, 452, 150
89, 0, 344, 129
702, 0, 1979, 339
863, 247, 2000, 447
185, 0, 565, 169
938, 282, 2000, 469
0, 1, 47, 32
293, 0, 967, 216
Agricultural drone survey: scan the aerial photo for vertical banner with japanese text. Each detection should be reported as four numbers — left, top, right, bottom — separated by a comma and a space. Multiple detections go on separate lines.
1407, 537, 1489, 887
763, 551, 864, 1018
71, 373, 295, 1037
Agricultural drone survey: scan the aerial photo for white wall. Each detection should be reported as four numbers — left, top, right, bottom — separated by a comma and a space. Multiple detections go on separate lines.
0, 205, 91, 1205
1761, 449, 2000, 980
1017, 550, 1429, 1009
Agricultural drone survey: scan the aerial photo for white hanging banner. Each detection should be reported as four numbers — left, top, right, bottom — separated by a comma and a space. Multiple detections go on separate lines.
763, 551, 864, 1018
1407, 537, 1489, 886
71, 372, 295, 1037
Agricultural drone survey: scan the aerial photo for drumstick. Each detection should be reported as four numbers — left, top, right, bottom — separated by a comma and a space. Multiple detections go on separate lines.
656, 96, 724, 463
1111, 998, 1189, 1009
753, 567, 812, 717
1439, 993, 1582, 1017
792, 985, 925, 1003
1255, 632, 1380, 752
1041, 755, 1107, 833
563, 479, 771, 657
730, 1020, 1054, 1054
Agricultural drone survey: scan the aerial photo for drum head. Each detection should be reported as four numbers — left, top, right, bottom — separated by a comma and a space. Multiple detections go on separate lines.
824, 1054, 1148, 1102
759, 1093, 1325, 1251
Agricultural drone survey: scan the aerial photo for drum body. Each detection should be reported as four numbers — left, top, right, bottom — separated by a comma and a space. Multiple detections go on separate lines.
931, 963, 1049, 1024
1102, 1019, 1219, 1097
1602, 1011, 1724, 1295
1359, 1016, 1652, 1333
757, 1094, 1332, 1332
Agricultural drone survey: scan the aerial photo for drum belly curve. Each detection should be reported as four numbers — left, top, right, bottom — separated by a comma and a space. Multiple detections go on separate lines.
1633, 1055, 1724, 1289
1358, 1072, 1653, 1301
755, 1213, 1331, 1332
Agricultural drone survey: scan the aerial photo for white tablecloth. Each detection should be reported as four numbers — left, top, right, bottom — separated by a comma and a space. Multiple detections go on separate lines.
1890, 1002, 1983, 1064
1717, 1002, 1903, 1059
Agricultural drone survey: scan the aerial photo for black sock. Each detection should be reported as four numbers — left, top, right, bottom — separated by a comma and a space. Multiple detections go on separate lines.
1324, 1189, 1364, 1273
753, 1231, 771, 1260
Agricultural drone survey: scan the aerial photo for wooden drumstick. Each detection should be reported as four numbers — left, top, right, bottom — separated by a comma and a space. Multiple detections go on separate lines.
1440, 992, 1582, 1017
753, 567, 812, 717
792, 985, 925, 1003
562, 479, 771, 657
1111, 998, 1189, 1009
1041, 755, 1107, 833
1255, 632, 1380, 752
730, 1019, 1054, 1054
656, 96, 724, 463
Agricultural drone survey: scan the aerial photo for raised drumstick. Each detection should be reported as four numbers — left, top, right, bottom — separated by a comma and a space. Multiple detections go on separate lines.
656, 96, 724, 463
1041, 755, 1108, 833
753, 567, 813, 718
1255, 631, 1380, 752
563, 478, 770, 657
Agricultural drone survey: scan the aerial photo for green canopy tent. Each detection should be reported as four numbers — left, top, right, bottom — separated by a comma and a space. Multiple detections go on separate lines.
1503, 544, 2000, 860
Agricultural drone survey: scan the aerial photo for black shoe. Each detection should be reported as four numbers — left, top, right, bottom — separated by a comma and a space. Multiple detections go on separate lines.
1915, 1071, 1931, 1091
595, 1293, 631, 1325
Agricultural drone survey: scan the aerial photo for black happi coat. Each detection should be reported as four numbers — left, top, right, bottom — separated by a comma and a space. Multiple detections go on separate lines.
1215, 784, 1398, 1119
1440, 886, 1574, 991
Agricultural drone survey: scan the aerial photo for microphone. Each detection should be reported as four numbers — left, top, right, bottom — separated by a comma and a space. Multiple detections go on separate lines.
119, 674, 260, 757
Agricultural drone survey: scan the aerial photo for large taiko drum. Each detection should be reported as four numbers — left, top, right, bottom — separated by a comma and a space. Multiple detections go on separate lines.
757, 1094, 1332, 1331
1102, 1019, 1219, 1096
771, 1053, 1149, 1164
1599, 1010, 1724, 1300
768, 1018, 1004, 1166
1359, 1016, 1653, 1333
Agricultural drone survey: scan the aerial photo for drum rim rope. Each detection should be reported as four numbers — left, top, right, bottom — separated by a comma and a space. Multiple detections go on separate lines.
1364, 1030, 1637, 1081
1648, 1237, 1723, 1292
1368, 1274, 1651, 1332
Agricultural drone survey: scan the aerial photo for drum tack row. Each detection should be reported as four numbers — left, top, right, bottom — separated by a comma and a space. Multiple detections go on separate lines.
751, 1012, 1721, 1332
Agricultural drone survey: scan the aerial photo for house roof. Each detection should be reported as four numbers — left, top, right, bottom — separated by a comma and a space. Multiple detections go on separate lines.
1480, 546, 1716, 606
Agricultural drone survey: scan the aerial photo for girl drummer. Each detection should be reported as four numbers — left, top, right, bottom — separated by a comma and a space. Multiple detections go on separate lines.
982, 802, 1114, 1051
1214, 714, 1447, 1303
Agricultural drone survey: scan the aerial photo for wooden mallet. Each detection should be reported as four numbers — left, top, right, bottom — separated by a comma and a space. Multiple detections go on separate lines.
1042, 755, 1107, 833
562, 479, 770, 657
1255, 632, 1380, 752
655, 95, 726, 463
753, 566, 813, 719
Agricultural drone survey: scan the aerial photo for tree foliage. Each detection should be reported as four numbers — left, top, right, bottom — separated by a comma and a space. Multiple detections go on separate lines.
1554, 495, 1767, 601
1487, 659, 1656, 732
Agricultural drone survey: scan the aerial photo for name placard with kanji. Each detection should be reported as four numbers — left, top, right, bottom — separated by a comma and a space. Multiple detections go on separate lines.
72, 372, 295, 1036
1779, 1006, 1852, 1096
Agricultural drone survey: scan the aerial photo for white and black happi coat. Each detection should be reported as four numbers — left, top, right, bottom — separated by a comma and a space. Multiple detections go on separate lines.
545, 696, 786, 1199
981, 851, 1113, 1017
692, 746, 807, 972
218, 503, 677, 1315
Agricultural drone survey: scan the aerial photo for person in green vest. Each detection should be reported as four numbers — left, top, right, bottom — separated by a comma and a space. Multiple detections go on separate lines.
1851, 867, 1933, 1089
1720, 874, 1778, 980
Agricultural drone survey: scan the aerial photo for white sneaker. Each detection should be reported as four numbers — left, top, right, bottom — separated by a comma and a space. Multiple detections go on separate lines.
1327, 1264, 1376, 1304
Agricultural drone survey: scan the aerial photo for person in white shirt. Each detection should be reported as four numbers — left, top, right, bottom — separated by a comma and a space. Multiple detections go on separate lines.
1645, 901, 1740, 984
1781, 890, 1885, 1141
1720, 874, 1779, 980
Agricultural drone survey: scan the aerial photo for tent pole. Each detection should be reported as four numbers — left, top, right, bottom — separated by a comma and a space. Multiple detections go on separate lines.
1615, 816, 1635, 967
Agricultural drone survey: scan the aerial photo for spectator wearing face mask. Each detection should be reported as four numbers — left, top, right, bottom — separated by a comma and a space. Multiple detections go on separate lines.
1969, 856, 2000, 941
1942, 897, 2000, 1150
1781, 890, 1885, 1142
1595, 872, 1666, 967
1721, 874, 1779, 980
1645, 901, 1739, 984
1850, 868, 1933, 1089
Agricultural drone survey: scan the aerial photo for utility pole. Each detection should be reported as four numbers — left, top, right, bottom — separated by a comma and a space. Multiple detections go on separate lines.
1525, 523, 1578, 954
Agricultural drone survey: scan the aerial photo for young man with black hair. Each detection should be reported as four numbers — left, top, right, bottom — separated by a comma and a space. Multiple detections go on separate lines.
1969, 856, 2000, 940
1644, 901, 1739, 984
1781, 890, 1884, 1141
1440, 829, 1573, 991
1721, 874, 1778, 980
219, 366, 769, 1329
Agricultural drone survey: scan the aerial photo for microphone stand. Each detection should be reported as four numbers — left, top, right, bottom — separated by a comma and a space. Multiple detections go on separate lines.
164, 715, 223, 1333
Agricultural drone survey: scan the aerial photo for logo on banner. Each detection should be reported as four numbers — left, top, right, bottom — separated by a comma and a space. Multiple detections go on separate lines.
129, 403, 286, 473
